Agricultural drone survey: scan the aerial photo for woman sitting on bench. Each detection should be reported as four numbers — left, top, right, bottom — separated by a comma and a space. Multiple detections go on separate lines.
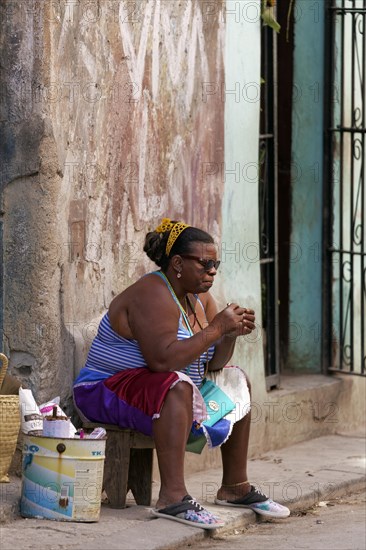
73, 218, 290, 529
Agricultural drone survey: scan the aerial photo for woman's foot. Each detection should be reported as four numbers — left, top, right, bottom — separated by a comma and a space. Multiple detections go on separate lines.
152, 494, 225, 530
156, 483, 194, 509
215, 484, 290, 519
216, 480, 251, 502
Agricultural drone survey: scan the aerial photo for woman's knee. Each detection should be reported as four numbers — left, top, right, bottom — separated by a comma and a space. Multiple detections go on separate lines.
157, 381, 193, 424
170, 380, 193, 403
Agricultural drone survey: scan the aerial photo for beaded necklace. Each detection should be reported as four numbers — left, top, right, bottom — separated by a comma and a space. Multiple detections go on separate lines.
159, 272, 209, 379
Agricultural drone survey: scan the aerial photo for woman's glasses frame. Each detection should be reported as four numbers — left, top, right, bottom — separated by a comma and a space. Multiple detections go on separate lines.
179, 254, 221, 272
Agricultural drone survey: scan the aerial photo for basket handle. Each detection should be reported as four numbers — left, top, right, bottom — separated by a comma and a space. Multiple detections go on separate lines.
0, 353, 9, 391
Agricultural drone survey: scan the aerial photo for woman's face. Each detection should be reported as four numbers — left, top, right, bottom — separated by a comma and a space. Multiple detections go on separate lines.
178, 241, 219, 294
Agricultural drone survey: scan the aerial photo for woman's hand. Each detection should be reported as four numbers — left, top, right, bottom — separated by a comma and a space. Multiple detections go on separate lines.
236, 307, 256, 336
202, 295, 256, 371
209, 303, 256, 338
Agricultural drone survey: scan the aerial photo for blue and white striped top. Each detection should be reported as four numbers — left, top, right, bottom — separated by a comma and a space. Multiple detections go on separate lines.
74, 280, 215, 388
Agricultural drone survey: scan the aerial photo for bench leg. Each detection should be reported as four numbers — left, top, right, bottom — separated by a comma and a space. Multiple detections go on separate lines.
103, 431, 131, 508
128, 448, 153, 506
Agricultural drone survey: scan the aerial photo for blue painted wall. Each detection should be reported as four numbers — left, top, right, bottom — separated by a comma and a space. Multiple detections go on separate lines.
288, 0, 325, 370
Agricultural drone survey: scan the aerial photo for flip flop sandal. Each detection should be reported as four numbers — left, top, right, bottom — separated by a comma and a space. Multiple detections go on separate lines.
151, 494, 225, 530
215, 485, 290, 519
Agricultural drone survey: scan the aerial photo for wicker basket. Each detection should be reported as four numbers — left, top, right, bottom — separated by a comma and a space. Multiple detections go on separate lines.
0, 353, 21, 483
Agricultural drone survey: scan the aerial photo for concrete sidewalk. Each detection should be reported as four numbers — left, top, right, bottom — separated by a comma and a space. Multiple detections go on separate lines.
1, 432, 365, 550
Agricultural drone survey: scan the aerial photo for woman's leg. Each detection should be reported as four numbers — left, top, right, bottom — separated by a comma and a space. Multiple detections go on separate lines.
153, 381, 193, 508
217, 411, 252, 501
217, 375, 252, 501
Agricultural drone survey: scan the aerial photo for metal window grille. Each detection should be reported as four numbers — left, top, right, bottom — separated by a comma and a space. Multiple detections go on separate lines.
259, 22, 280, 389
324, 0, 365, 376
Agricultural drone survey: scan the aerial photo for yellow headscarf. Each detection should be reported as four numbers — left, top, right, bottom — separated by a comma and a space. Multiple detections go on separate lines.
155, 217, 190, 256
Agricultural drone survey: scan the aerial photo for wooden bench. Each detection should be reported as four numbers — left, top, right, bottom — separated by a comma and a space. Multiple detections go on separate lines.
83, 422, 155, 509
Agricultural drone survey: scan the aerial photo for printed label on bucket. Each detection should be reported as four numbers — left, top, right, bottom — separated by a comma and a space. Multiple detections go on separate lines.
21, 435, 105, 522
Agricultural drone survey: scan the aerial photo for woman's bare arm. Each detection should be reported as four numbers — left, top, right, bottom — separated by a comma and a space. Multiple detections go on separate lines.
110, 275, 242, 373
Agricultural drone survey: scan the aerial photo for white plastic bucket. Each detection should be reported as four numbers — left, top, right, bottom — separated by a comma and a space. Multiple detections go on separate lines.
21, 435, 106, 522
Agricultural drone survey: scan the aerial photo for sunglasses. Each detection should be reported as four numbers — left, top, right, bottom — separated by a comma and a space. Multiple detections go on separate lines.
180, 254, 221, 271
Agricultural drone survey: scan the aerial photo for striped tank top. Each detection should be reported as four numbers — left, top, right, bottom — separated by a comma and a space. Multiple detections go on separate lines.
74, 274, 215, 387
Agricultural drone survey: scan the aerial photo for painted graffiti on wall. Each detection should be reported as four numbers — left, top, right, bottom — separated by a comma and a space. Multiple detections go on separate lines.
111, 0, 225, 236
49, 0, 225, 246
26, 0, 226, 330
118, 0, 211, 107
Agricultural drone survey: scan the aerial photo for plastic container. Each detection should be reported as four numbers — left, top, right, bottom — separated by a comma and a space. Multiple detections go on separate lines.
21, 434, 106, 522
43, 418, 71, 438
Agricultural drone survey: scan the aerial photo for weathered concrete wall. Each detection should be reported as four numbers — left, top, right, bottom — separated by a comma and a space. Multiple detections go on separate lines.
1, 2, 71, 403
1, 0, 225, 407
220, 0, 266, 408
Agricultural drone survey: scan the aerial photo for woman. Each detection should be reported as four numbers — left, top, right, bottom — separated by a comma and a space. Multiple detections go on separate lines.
73, 218, 290, 529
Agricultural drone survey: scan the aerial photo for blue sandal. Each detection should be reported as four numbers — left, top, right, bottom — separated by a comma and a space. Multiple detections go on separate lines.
151, 494, 225, 530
